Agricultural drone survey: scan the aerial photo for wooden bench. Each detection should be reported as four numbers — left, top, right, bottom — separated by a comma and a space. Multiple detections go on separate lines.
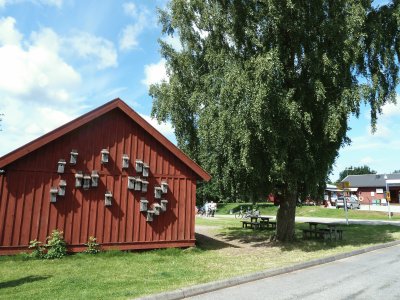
241, 221, 260, 229
302, 229, 319, 239
268, 221, 277, 229
258, 220, 276, 230
303, 228, 344, 241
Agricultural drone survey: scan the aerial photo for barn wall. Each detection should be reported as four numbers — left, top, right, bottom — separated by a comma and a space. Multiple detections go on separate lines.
0, 109, 197, 253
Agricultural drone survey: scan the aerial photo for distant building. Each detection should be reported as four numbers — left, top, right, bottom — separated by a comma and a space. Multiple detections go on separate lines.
342, 174, 400, 204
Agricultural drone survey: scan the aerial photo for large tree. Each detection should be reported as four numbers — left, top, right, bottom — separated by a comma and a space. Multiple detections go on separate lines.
150, 1, 400, 241
337, 165, 377, 182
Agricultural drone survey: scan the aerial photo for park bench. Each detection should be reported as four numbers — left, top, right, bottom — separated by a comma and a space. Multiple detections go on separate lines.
241, 221, 260, 229
302, 227, 344, 241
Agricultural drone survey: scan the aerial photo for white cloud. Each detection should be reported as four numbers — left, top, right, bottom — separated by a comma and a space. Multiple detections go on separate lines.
66, 31, 117, 70
382, 100, 400, 117
162, 34, 182, 51
0, 17, 81, 156
123, 2, 137, 17
0, 27, 80, 100
119, 24, 142, 50
141, 59, 168, 87
359, 156, 374, 164
0, 17, 22, 45
140, 113, 174, 137
119, 3, 153, 51
368, 123, 390, 138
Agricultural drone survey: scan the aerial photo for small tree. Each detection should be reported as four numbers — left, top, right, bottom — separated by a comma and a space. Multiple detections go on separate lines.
28, 239, 45, 259
337, 165, 377, 183
84, 236, 100, 254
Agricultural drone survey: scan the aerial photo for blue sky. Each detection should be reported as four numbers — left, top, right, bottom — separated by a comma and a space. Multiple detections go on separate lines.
0, 0, 398, 183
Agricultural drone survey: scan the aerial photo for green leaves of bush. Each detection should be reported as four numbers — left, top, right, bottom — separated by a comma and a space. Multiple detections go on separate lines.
84, 236, 100, 254
28, 229, 67, 259
45, 230, 67, 259
28, 231, 101, 259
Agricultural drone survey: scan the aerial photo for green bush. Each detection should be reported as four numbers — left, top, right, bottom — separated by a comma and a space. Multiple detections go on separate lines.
45, 230, 67, 259
84, 236, 100, 254
28, 239, 45, 259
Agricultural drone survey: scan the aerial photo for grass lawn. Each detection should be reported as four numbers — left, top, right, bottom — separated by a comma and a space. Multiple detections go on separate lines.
216, 202, 400, 220
1, 217, 400, 299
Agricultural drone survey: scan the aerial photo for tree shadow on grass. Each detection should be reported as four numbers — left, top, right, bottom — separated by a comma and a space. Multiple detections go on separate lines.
0, 275, 51, 289
214, 224, 400, 252
215, 227, 276, 247
195, 232, 240, 250
282, 224, 400, 252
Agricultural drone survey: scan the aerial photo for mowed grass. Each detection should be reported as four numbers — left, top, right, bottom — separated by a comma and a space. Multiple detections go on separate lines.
216, 202, 400, 220
1, 217, 400, 299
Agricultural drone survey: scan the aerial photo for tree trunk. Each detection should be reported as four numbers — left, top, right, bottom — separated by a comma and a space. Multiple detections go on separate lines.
275, 183, 297, 242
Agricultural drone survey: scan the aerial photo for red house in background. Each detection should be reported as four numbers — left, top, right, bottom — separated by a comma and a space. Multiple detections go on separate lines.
342, 174, 400, 204
0, 98, 210, 255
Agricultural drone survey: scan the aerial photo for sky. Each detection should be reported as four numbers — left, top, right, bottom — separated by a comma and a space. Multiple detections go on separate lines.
0, 0, 399, 183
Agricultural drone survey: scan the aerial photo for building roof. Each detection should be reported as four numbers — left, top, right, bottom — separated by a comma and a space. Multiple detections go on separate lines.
342, 173, 400, 188
0, 98, 211, 181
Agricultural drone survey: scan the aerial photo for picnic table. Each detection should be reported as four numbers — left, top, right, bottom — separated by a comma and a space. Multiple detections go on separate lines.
302, 222, 343, 241
242, 216, 276, 230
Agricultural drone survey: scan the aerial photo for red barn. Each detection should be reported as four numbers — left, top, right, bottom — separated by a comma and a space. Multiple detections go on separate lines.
0, 98, 210, 255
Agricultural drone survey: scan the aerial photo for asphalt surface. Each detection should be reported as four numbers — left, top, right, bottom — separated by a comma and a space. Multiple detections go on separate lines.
187, 244, 400, 300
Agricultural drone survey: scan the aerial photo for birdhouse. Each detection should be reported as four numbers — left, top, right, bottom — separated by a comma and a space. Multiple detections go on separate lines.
105, 191, 112, 206
146, 210, 155, 222
152, 203, 162, 216
101, 149, 109, 164
50, 187, 58, 203
70, 149, 78, 165
161, 181, 168, 194
135, 159, 143, 172
57, 159, 66, 173
142, 164, 149, 177
141, 180, 149, 193
161, 199, 168, 212
122, 154, 129, 169
140, 198, 148, 212
128, 176, 136, 190
134, 178, 142, 191
75, 172, 83, 188
154, 187, 162, 199
91, 170, 99, 187
83, 174, 91, 190
58, 180, 67, 196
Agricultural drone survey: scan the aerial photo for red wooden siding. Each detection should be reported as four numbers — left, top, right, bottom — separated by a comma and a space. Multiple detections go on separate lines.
0, 108, 198, 254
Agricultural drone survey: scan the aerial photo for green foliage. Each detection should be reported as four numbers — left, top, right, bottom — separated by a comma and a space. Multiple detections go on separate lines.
337, 165, 377, 182
45, 230, 67, 259
151, 1, 400, 240
84, 236, 100, 254
28, 239, 45, 259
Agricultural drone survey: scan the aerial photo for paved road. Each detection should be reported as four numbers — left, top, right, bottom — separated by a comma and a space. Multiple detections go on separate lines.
188, 244, 400, 300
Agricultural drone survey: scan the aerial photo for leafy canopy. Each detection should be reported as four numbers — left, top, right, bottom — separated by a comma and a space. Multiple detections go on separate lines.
337, 165, 377, 182
151, 1, 400, 203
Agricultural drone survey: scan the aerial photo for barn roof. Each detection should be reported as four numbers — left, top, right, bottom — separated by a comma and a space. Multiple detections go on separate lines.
0, 98, 211, 181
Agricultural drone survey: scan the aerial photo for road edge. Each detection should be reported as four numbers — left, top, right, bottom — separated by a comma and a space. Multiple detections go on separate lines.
134, 240, 400, 300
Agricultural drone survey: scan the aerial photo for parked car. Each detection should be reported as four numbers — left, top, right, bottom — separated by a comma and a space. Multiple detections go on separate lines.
336, 196, 360, 209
